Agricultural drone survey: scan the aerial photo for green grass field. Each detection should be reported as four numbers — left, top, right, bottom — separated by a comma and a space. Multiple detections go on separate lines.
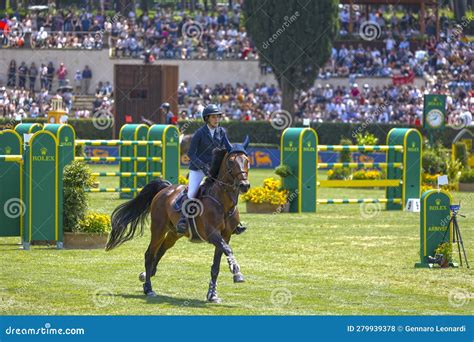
1, 166, 473, 315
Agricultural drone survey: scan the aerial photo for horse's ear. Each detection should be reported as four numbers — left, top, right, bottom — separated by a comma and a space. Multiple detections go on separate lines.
242, 135, 250, 150
223, 135, 233, 152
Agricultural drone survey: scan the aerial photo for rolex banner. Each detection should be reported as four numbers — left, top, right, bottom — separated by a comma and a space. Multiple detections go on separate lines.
423, 94, 446, 130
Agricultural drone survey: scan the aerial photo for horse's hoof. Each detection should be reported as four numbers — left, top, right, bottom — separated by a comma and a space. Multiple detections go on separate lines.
233, 273, 245, 283
207, 295, 222, 303
139, 272, 146, 283
146, 290, 157, 297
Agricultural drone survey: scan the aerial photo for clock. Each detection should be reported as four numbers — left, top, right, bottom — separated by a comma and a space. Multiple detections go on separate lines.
426, 109, 444, 129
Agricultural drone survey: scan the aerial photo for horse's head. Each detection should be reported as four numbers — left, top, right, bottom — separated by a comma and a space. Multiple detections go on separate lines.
222, 135, 251, 193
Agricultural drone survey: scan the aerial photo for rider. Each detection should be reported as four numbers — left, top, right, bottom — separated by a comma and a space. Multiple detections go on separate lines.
176, 104, 227, 234
176, 104, 247, 235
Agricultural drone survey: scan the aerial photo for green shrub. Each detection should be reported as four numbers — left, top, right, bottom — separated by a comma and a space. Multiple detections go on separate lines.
354, 132, 379, 146
339, 138, 353, 163
275, 164, 292, 178
0, 118, 463, 147
78, 212, 111, 234
435, 242, 452, 263
75, 144, 85, 157
422, 149, 447, 175
63, 161, 94, 232
446, 159, 463, 186
460, 169, 474, 183
453, 142, 469, 169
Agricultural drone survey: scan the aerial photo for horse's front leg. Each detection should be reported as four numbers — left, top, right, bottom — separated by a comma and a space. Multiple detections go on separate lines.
208, 232, 244, 283
207, 247, 223, 303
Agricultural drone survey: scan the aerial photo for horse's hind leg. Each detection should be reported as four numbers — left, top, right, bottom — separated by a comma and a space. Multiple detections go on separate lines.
150, 230, 180, 277
143, 218, 168, 297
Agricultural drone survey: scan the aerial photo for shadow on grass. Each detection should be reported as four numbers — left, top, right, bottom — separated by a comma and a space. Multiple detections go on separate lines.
117, 292, 236, 308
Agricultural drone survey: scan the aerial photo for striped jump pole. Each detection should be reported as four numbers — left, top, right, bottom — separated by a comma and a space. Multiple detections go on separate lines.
84, 188, 144, 193
317, 162, 403, 169
76, 140, 162, 146
90, 172, 162, 177
280, 128, 422, 213
75, 156, 162, 162
0, 155, 23, 162
318, 145, 403, 152
317, 198, 402, 204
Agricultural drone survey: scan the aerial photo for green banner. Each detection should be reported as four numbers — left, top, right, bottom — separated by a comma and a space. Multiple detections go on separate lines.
415, 190, 452, 268
0, 130, 22, 237
423, 95, 446, 131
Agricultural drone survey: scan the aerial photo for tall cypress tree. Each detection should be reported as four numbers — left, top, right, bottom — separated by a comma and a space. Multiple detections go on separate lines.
244, 0, 338, 117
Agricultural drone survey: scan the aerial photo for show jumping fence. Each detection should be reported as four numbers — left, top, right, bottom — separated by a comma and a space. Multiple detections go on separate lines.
280, 127, 422, 213
0, 123, 180, 249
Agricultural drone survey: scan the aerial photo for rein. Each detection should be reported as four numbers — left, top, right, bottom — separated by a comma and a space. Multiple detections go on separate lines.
205, 153, 248, 210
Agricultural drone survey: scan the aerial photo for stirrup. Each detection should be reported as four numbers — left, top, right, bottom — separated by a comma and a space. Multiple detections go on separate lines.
176, 216, 188, 235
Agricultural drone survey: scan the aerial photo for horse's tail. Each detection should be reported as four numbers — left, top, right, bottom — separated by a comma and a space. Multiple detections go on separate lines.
106, 179, 172, 251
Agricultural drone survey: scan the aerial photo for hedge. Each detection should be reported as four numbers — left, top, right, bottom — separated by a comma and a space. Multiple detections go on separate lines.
0, 118, 471, 147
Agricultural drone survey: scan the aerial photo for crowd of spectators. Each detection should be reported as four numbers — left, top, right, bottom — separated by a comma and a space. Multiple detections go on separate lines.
1, 60, 113, 118
0, 3, 472, 125
1, 4, 447, 60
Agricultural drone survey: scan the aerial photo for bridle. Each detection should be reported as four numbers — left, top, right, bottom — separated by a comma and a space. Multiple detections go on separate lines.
207, 152, 249, 191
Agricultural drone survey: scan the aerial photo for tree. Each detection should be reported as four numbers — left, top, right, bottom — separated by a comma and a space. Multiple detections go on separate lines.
244, 0, 338, 117
453, 0, 468, 22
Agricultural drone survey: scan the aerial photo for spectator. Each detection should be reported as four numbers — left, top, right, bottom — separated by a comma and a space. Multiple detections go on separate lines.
81, 65, 92, 94
56, 63, 68, 87
18, 62, 27, 88
74, 70, 82, 94
28, 62, 38, 92
162, 102, 176, 124
47, 62, 55, 91
40, 64, 48, 90
7, 60, 16, 87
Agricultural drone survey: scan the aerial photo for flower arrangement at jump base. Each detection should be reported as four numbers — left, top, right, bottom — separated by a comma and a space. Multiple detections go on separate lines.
78, 212, 111, 234
242, 177, 289, 213
179, 175, 189, 185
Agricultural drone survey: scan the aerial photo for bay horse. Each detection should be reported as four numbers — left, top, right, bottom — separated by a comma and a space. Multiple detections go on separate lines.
105, 136, 250, 303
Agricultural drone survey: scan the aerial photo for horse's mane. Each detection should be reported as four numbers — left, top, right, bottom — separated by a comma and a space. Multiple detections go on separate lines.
209, 147, 227, 179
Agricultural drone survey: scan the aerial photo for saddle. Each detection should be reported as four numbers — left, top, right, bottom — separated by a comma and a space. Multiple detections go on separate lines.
172, 180, 213, 243
172, 181, 209, 212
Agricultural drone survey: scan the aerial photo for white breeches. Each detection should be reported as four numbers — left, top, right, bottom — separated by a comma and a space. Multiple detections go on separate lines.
188, 169, 206, 199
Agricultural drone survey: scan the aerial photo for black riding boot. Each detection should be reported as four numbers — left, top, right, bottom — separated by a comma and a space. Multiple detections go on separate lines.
176, 195, 189, 235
